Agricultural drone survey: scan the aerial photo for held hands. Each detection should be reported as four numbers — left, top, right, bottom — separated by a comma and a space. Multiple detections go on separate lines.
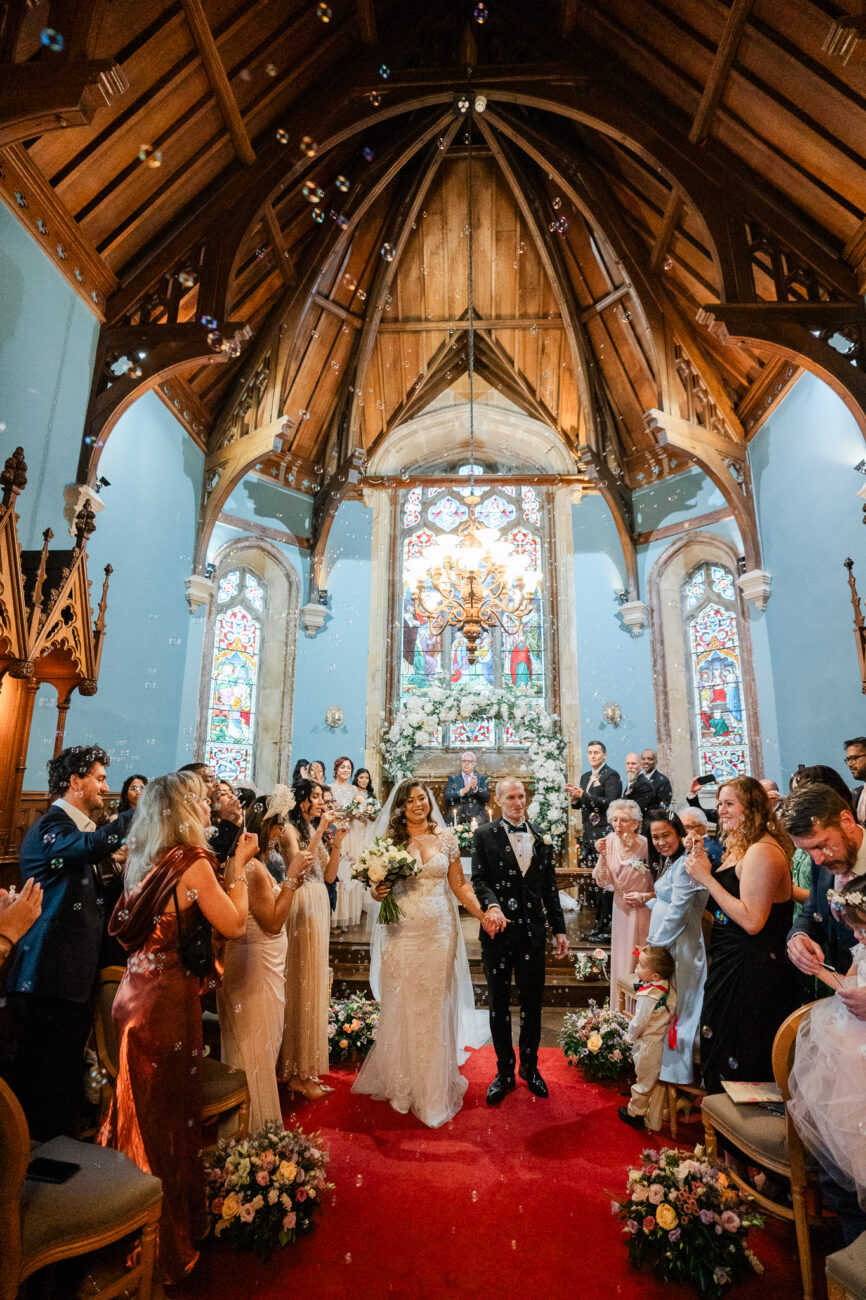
482, 906, 508, 936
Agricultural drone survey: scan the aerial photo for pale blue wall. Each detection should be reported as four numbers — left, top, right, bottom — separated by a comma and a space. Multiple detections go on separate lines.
0, 205, 100, 547
291, 500, 372, 773
24, 392, 203, 786
749, 373, 866, 782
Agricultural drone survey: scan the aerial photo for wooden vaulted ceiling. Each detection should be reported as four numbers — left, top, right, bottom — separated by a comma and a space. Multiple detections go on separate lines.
2, 0, 866, 513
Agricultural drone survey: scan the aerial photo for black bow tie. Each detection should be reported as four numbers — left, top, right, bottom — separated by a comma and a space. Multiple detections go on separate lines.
505, 821, 528, 834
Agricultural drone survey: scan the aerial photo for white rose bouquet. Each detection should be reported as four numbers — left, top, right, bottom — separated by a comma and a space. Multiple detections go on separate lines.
351, 835, 421, 924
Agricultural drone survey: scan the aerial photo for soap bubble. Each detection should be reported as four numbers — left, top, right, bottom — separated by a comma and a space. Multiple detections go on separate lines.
362, 146, 374, 162
555, 217, 568, 233
312, 207, 324, 223
302, 182, 324, 203
178, 270, 195, 288
369, 91, 381, 107
207, 330, 223, 350
380, 243, 396, 261
41, 28, 65, 50
335, 175, 350, 192
276, 128, 289, 144
552, 196, 562, 210
265, 63, 277, 77
138, 144, 163, 168
378, 64, 390, 78
200, 315, 218, 329
474, 3, 488, 22
300, 136, 318, 157
316, 3, 332, 20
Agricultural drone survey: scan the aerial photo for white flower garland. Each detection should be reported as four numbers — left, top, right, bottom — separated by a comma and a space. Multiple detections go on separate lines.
382, 684, 569, 846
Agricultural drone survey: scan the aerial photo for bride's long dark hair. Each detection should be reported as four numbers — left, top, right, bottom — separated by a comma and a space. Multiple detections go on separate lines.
386, 781, 439, 846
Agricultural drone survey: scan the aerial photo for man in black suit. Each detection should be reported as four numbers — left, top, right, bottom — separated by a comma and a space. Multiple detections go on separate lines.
2, 745, 133, 1139
444, 750, 490, 825
844, 735, 866, 826
781, 782, 866, 1244
641, 749, 673, 808
566, 740, 622, 940
623, 752, 655, 821
472, 778, 568, 1105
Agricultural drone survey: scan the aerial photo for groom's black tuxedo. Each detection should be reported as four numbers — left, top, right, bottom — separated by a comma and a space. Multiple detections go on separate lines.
472, 818, 566, 1078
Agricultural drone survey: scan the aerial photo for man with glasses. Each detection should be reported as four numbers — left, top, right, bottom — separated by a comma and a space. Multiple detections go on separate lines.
844, 736, 866, 826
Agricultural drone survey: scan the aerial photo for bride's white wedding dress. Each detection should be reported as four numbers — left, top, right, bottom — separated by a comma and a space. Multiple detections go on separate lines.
352, 834, 487, 1128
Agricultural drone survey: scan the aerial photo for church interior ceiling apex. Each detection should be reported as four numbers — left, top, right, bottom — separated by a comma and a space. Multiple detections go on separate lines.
2, 0, 865, 538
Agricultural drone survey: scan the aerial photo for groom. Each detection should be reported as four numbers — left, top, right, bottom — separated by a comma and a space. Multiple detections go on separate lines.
472, 777, 569, 1104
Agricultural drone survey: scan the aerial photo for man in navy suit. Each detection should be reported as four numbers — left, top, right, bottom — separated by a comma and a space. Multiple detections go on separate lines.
844, 735, 866, 826
641, 749, 673, 809
472, 778, 568, 1105
444, 750, 490, 825
3, 745, 133, 1140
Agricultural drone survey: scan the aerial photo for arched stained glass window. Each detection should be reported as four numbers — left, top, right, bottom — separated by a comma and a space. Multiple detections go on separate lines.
683, 562, 749, 781
398, 466, 548, 749
205, 565, 267, 783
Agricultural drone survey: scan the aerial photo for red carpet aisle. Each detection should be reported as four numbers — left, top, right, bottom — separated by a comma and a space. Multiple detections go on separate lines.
173, 1047, 814, 1300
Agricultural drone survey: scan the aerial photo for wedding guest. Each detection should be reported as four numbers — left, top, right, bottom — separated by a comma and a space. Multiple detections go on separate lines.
686, 776, 797, 1095
790, 763, 856, 813
218, 786, 308, 1130
98, 771, 254, 1286
619, 944, 677, 1132
278, 780, 346, 1099
679, 805, 723, 869
567, 740, 622, 938
625, 811, 708, 1088
623, 753, 655, 822
330, 756, 364, 931
178, 762, 241, 865
309, 760, 327, 785
0, 879, 43, 972
445, 751, 490, 825
686, 775, 719, 831
844, 736, 866, 826
355, 767, 377, 801
592, 798, 652, 998
2, 745, 132, 1140
292, 759, 310, 784
641, 749, 672, 808
320, 786, 339, 910
117, 774, 148, 813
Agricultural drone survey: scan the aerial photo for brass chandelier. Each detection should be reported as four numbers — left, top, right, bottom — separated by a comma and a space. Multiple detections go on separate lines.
405, 127, 541, 665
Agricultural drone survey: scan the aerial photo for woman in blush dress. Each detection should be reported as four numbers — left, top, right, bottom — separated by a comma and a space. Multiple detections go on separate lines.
686, 776, 797, 1095
593, 798, 653, 997
330, 756, 364, 931
278, 779, 346, 1100
217, 785, 308, 1131
98, 771, 253, 1286
626, 809, 709, 1087
352, 781, 490, 1128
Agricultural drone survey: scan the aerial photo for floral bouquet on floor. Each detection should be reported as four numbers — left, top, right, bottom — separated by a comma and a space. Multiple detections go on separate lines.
205, 1121, 331, 1259
453, 819, 478, 855
573, 948, 609, 981
559, 998, 632, 1080
612, 1144, 763, 1300
328, 992, 380, 1062
351, 836, 421, 924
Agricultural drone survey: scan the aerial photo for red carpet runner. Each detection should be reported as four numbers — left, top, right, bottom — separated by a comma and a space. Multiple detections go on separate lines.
174, 1046, 818, 1299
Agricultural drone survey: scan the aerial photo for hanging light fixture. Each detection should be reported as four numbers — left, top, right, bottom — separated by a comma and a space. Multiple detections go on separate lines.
406, 125, 541, 664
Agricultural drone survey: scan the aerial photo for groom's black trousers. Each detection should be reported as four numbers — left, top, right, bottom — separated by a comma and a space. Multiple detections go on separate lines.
481, 939, 546, 1077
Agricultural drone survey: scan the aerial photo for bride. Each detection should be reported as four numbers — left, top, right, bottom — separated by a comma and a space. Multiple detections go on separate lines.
352, 780, 493, 1128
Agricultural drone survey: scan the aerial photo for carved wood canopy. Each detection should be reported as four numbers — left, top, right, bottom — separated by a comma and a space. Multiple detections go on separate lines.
2, 0, 865, 589
0, 449, 111, 699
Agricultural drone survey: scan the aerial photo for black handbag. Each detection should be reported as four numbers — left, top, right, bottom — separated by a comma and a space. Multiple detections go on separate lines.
172, 887, 214, 976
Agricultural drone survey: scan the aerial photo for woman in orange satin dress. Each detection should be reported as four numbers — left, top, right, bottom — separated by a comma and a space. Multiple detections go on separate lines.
98, 771, 256, 1285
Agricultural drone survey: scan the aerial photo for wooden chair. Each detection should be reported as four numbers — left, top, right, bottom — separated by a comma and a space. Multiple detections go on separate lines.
615, 974, 704, 1141
93, 966, 250, 1148
0, 1077, 162, 1300
827, 1231, 866, 1300
701, 1002, 824, 1300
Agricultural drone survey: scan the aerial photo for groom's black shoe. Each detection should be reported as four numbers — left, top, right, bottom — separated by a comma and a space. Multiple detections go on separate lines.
518, 1065, 548, 1098
486, 1074, 516, 1105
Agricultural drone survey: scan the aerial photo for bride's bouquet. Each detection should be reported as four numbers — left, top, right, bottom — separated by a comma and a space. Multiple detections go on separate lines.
352, 836, 421, 924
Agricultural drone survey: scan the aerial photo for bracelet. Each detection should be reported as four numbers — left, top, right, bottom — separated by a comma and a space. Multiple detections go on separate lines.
282, 877, 300, 891
227, 879, 248, 892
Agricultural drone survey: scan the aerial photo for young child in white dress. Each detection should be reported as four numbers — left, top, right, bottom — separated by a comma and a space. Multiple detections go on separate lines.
787, 877, 866, 1216
619, 944, 677, 1132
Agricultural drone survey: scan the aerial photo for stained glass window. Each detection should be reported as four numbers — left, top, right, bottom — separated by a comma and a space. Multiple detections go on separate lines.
206, 567, 267, 783
684, 562, 749, 781
398, 470, 548, 749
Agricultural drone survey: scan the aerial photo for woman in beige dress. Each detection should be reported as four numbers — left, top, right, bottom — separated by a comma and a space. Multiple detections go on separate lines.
330, 756, 365, 931
218, 786, 307, 1130
278, 778, 345, 1100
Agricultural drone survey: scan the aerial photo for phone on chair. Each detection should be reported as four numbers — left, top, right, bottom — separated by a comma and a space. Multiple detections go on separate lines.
27, 1157, 81, 1183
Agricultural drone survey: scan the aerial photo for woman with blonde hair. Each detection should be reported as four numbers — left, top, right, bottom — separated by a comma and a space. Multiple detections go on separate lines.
685, 775, 798, 1094
218, 784, 309, 1130
98, 770, 257, 1285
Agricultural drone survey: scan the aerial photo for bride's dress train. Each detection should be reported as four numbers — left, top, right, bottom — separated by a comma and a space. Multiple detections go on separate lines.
352, 845, 486, 1128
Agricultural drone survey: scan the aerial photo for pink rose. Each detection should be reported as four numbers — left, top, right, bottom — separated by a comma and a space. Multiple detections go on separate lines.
642, 1216, 656, 1233
282, 1212, 297, 1230
256, 1170, 270, 1186
295, 1187, 308, 1202
648, 1184, 665, 1204
212, 1197, 224, 1215
721, 1211, 741, 1232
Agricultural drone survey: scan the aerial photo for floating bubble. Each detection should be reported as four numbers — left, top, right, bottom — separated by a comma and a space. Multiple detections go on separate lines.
457, 94, 470, 113
336, 175, 350, 192
302, 182, 324, 203
128, 364, 142, 379
178, 270, 195, 288
378, 64, 390, 78
553, 196, 562, 210
225, 339, 241, 357
380, 243, 396, 261
369, 91, 381, 107
555, 217, 568, 233
362, 146, 374, 162
138, 144, 163, 168
316, 3, 332, 20
207, 331, 223, 350
276, 128, 289, 145
663, 256, 673, 270
335, 213, 349, 229
255, 246, 266, 258
300, 135, 318, 157
727, 1057, 738, 1071
299, 409, 310, 419
265, 63, 277, 77
342, 273, 357, 291
438, 136, 448, 150
474, 3, 488, 22
311, 207, 324, 223
200, 315, 218, 329
701, 1025, 713, 1039
41, 28, 64, 51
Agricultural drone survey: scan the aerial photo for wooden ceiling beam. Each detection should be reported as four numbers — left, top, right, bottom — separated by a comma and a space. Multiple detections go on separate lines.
312, 293, 363, 329
262, 203, 297, 287
356, 0, 377, 45
0, 59, 127, 150
689, 0, 754, 147
377, 315, 565, 332
180, 0, 256, 166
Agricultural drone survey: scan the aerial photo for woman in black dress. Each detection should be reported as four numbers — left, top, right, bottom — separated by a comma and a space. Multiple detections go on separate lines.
685, 775, 797, 1094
